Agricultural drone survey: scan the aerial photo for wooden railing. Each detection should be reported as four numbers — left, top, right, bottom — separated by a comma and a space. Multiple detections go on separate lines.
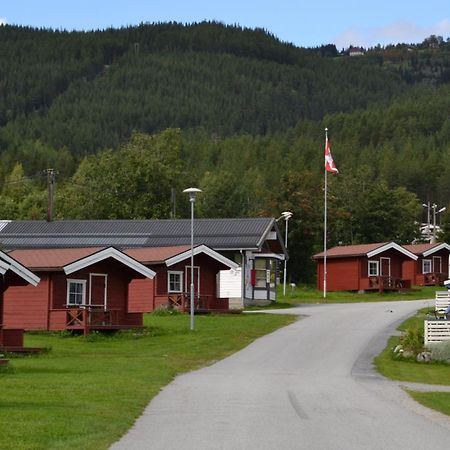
422, 272, 447, 286
167, 293, 220, 312
368, 276, 409, 292
65, 305, 120, 333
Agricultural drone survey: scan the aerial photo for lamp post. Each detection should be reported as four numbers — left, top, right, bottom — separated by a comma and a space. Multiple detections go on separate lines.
281, 211, 293, 296
422, 202, 431, 241
183, 187, 202, 331
432, 204, 446, 243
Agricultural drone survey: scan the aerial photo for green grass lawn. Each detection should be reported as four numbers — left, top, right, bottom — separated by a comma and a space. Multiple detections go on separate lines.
374, 308, 450, 416
276, 284, 440, 305
0, 312, 296, 450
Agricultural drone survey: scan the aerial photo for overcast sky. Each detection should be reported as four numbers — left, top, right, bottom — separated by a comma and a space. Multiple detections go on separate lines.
1, 1, 450, 49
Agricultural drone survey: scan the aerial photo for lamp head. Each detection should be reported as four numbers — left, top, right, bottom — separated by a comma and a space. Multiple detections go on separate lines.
281, 211, 293, 220
183, 187, 202, 202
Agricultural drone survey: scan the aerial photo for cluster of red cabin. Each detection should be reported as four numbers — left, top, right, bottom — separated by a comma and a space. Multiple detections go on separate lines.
313, 242, 450, 292
0, 245, 238, 352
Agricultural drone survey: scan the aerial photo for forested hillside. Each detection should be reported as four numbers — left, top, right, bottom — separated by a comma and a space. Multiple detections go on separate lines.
1, 22, 450, 281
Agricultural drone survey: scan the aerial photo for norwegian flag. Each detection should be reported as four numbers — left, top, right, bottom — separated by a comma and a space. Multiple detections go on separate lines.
324, 136, 339, 173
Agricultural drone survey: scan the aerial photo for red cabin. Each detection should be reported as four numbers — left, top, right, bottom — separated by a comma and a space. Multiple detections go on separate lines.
3, 245, 239, 334
402, 243, 450, 286
125, 245, 239, 312
0, 250, 40, 353
313, 242, 417, 292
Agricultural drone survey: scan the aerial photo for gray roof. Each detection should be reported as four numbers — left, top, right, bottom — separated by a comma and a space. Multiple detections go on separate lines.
0, 218, 282, 252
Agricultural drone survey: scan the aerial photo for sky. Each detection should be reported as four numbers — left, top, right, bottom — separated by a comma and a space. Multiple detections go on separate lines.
1, 1, 450, 49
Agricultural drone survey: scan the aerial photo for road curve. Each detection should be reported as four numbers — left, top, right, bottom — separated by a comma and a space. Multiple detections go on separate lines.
111, 299, 450, 450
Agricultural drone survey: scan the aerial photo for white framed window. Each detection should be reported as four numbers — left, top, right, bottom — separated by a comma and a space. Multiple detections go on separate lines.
168, 271, 183, 293
66, 279, 87, 306
422, 259, 432, 274
368, 260, 379, 277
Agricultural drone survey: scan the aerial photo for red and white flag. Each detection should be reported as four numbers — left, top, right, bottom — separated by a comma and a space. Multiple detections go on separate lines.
324, 137, 339, 173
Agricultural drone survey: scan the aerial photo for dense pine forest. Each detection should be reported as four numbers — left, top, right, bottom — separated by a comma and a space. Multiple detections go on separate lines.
1, 22, 450, 281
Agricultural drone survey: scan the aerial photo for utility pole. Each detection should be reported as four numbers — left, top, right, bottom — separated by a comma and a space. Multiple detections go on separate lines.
46, 169, 56, 222
170, 187, 176, 218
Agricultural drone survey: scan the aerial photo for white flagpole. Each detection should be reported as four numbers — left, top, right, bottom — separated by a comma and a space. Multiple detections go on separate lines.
323, 128, 328, 299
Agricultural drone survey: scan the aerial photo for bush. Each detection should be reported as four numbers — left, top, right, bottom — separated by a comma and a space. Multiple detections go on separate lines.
428, 340, 450, 363
151, 306, 182, 316
400, 326, 424, 355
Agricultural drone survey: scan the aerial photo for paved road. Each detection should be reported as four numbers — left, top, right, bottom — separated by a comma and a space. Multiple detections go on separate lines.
111, 300, 450, 450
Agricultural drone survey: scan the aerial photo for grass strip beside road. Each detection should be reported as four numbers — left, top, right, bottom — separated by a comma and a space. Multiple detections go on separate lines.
0, 312, 296, 450
408, 391, 450, 416
270, 285, 439, 306
374, 308, 450, 416
284, 284, 439, 303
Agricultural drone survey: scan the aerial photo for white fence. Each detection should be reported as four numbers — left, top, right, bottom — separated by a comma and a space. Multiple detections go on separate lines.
424, 320, 450, 345
435, 291, 450, 318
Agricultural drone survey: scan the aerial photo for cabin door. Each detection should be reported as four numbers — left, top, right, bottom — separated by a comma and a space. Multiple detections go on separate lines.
433, 256, 442, 273
380, 257, 391, 277
89, 274, 108, 310
185, 266, 200, 297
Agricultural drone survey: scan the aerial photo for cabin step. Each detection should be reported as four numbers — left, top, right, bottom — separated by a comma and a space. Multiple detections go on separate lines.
0, 346, 44, 354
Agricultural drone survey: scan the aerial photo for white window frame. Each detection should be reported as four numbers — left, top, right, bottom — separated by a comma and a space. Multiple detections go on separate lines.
168, 271, 183, 293
380, 257, 391, 277
368, 260, 379, 277
66, 279, 87, 306
422, 259, 432, 274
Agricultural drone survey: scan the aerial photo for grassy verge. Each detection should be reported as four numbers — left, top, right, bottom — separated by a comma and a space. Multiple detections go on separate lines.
374, 308, 450, 416
0, 312, 296, 450
277, 284, 439, 305
408, 391, 450, 416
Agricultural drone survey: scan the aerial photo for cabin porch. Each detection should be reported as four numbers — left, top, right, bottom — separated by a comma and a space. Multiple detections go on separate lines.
361, 276, 412, 293
416, 272, 447, 286
164, 293, 229, 313
49, 305, 141, 335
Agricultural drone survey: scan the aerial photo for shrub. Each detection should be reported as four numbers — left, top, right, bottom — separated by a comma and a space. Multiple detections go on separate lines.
400, 326, 424, 355
151, 306, 182, 316
427, 340, 450, 363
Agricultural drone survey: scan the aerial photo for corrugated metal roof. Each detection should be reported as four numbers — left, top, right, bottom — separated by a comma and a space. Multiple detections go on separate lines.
0, 218, 275, 250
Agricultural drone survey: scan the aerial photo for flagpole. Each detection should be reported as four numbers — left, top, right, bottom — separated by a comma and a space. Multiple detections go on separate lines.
323, 128, 328, 299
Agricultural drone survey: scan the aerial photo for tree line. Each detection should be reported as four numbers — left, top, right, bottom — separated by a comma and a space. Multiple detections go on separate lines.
1, 22, 450, 282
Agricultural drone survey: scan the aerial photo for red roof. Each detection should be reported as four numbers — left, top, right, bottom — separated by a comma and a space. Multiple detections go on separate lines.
313, 243, 387, 259
403, 243, 443, 255
124, 246, 191, 264
8, 246, 191, 270
9, 248, 104, 270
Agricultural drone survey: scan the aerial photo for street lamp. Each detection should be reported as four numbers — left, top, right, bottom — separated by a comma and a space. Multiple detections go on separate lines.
280, 211, 293, 296
432, 205, 446, 242
183, 187, 202, 331
422, 202, 431, 241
